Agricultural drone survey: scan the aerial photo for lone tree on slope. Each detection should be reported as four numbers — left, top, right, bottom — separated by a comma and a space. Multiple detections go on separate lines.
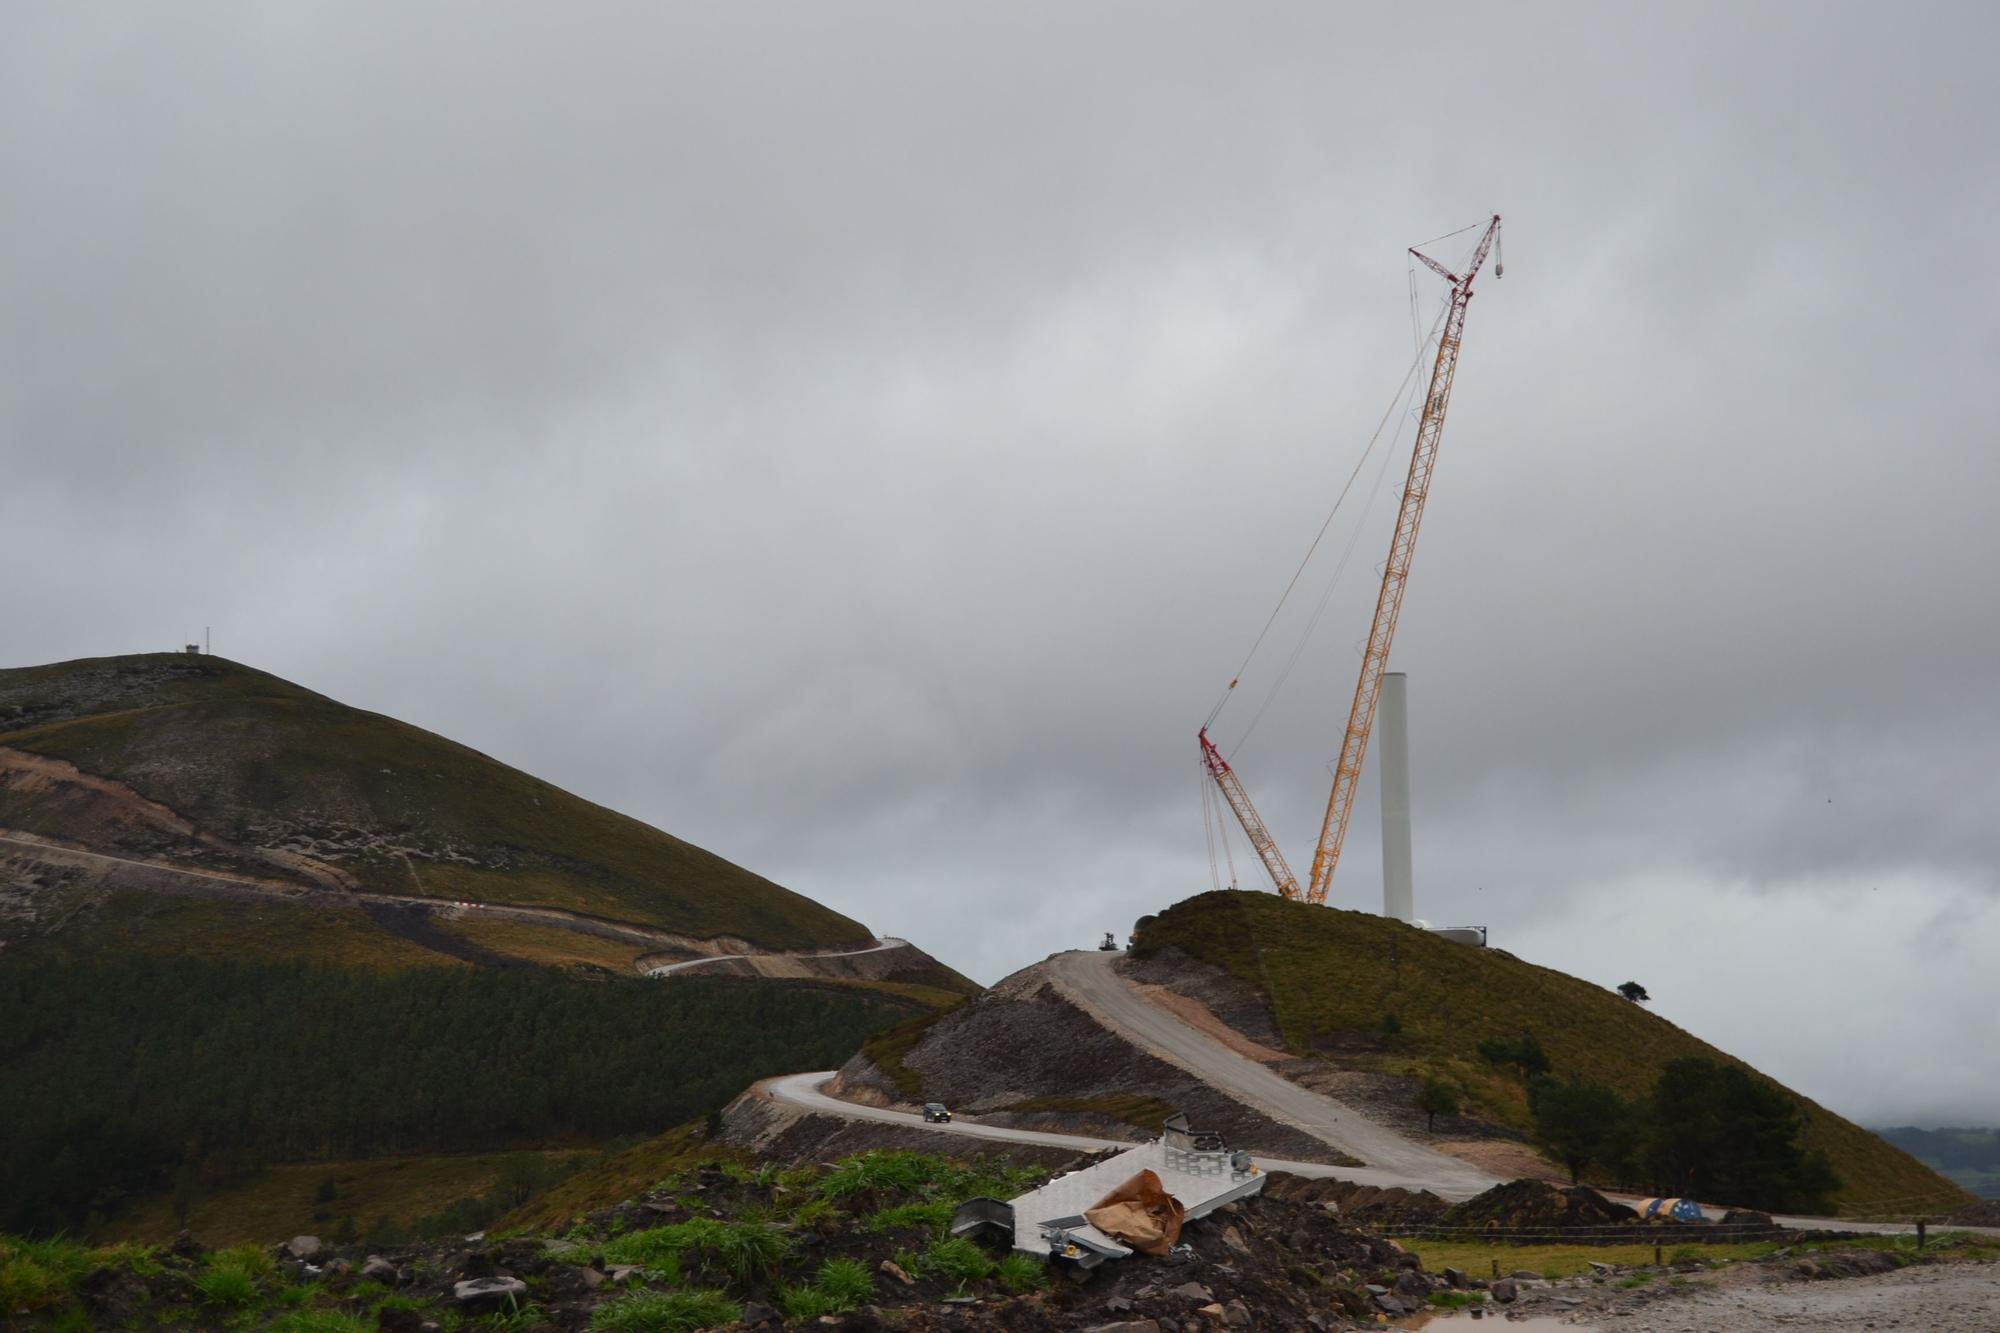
1415, 1076, 1460, 1132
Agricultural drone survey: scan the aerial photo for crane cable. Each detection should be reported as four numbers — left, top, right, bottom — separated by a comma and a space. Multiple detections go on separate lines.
1230, 367, 1417, 758
1410, 217, 1490, 251
1201, 296, 1451, 737
1199, 761, 1221, 891
1218, 787, 1240, 889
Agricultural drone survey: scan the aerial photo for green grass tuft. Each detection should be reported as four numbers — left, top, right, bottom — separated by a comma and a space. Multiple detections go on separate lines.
776, 1286, 837, 1321
864, 1200, 956, 1235
194, 1263, 260, 1308
704, 1221, 791, 1287
916, 1236, 994, 1285
588, 1287, 741, 1332
773, 1253, 884, 1314
266, 1313, 375, 1333
818, 1151, 944, 1200
596, 1218, 788, 1289
811, 1257, 874, 1307
785, 1198, 845, 1235
0, 1257, 59, 1314
995, 1252, 1047, 1293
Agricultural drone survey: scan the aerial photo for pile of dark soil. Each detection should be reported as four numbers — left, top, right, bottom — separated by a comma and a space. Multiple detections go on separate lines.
1440, 1179, 1639, 1230
1945, 1198, 2000, 1227
1260, 1173, 1448, 1225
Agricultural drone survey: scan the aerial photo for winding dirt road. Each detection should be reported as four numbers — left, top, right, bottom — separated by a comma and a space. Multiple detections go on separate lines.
0, 828, 895, 975
1048, 948, 1496, 1197
642, 936, 912, 976
770, 951, 1974, 1240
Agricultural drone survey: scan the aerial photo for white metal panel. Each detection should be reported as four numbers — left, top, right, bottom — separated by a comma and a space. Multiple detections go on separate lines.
1008, 1139, 1267, 1257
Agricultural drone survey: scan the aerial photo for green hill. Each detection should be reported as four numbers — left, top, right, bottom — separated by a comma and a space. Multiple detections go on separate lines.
0, 653, 966, 1241
0, 652, 867, 953
1132, 890, 1969, 1215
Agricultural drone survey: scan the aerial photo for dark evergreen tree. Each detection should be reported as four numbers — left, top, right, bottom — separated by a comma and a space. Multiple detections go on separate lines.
0, 956, 914, 1236
1638, 1058, 1840, 1211
1532, 1077, 1632, 1184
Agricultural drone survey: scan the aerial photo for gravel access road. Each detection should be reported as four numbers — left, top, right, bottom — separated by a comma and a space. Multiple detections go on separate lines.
1045, 948, 1499, 1198
772, 951, 1972, 1240
1655, 1261, 2000, 1331
1485, 1258, 2000, 1331
643, 936, 909, 976
765, 1069, 1440, 1187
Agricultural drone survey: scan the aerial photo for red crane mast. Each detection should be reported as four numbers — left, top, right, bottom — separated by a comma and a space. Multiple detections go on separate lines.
1198, 727, 1302, 899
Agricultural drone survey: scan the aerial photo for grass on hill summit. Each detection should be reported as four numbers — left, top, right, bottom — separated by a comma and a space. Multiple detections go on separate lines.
0, 653, 867, 951
1131, 890, 1970, 1214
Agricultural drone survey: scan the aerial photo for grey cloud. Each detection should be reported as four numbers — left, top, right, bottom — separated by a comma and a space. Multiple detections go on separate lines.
5, 1, 1997, 1126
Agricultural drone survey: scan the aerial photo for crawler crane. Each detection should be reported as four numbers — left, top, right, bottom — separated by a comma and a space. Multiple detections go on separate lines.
1200, 216, 1501, 907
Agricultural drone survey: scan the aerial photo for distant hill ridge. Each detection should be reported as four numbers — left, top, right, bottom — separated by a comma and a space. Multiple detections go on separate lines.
1874, 1125, 2000, 1199
0, 652, 873, 962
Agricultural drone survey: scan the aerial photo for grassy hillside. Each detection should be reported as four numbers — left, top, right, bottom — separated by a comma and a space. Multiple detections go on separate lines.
1133, 891, 1969, 1214
496, 1123, 740, 1233
0, 653, 866, 950
102, 1147, 599, 1249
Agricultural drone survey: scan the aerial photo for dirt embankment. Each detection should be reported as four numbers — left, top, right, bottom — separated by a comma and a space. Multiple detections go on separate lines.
1118, 946, 1558, 1175
0, 747, 321, 887
829, 958, 1353, 1165
1116, 947, 1291, 1050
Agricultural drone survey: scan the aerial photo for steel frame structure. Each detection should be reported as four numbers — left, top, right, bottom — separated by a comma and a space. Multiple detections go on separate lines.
1199, 215, 1500, 907
1305, 215, 1501, 903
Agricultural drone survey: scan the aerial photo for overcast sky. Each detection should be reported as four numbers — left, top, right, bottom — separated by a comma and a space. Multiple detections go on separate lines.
5, 3, 1996, 1130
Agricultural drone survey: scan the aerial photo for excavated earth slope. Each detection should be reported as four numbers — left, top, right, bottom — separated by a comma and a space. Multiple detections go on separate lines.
829, 954, 1353, 1165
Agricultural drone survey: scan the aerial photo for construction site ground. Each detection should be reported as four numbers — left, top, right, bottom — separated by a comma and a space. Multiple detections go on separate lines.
783, 949, 1988, 1245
